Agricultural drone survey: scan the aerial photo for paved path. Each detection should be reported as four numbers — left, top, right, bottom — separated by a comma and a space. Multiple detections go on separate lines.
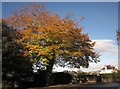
28, 83, 120, 89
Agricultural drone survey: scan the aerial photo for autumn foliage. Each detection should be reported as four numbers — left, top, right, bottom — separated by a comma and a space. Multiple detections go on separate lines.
4, 4, 99, 70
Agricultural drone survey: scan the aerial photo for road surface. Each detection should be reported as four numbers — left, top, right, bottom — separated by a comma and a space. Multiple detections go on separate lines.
28, 83, 120, 89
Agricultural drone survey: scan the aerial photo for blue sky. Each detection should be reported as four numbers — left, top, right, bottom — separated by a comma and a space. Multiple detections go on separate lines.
2, 2, 118, 40
2, 2, 118, 71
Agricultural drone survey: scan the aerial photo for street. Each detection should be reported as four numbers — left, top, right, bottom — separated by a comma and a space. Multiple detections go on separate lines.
28, 83, 120, 89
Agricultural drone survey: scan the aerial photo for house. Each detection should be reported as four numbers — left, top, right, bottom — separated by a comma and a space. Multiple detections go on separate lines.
99, 65, 118, 74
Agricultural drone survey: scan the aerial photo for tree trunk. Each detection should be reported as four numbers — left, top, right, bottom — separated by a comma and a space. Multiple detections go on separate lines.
45, 59, 55, 85
44, 49, 56, 86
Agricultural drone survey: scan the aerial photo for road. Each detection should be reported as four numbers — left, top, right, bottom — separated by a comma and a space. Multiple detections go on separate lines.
28, 83, 120, 89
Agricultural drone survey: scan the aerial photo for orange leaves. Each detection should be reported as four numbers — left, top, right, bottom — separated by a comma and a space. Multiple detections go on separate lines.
38, 51, 46, 56
26, 44, 40, 52
4, 4, 100, 67
72, 52, 83, 57
64, 50, 70, 55
57, 50, 83, 57
29, 45, 38, 51
56, 49, 71, 56
26, 44, 55, 58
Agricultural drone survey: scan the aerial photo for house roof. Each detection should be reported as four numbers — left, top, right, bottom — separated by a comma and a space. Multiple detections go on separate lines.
101, 65, 118, 70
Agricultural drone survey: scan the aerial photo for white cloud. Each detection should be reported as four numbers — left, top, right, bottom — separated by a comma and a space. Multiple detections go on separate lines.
93, 39, 118, 55
53, 66, 79, 72
81, 63, 102, 72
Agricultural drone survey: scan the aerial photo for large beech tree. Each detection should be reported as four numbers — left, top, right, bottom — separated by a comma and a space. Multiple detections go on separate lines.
4, 4, 99, 84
